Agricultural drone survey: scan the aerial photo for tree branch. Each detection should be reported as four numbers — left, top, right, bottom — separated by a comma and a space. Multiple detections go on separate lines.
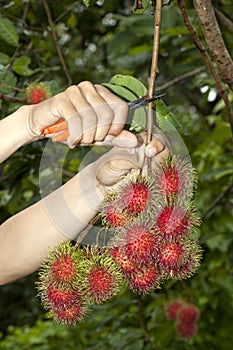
42, 0, 72, 86
156, 67, 205, 90
178, 0, 233, 143
0, 93, 27, 104
147, 0, 163, 145
214, 7, 233, 34
193, 0, 233, 91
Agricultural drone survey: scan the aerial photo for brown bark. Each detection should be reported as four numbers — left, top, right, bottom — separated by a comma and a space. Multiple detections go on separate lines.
193, 0, 233, 91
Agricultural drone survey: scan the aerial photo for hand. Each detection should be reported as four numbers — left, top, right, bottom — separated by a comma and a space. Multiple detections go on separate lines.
93, 132, 169, 188
27, 81, 133, 148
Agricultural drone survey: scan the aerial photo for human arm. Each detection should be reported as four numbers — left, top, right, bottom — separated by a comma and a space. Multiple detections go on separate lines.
0, 81, 130, 163
0, 135, 168, 285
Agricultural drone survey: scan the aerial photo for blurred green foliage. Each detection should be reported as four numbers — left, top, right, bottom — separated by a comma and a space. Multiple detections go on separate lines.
0, 0, 233, 349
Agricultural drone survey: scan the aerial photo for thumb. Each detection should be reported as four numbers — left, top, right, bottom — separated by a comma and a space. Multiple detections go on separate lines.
104, 130, 138, 148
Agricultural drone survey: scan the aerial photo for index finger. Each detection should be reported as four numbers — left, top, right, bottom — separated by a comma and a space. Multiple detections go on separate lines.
94, 84, 129, 136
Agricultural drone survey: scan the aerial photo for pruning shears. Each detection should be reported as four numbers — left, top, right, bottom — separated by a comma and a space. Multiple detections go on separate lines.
40, 92, 166, 141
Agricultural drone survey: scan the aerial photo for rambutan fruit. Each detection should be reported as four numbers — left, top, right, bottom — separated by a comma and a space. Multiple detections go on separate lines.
83, 248, 123, 304
178, 304, 200, 324
155, 203, 199, 240
26, 82, 51, 104
109, 246, 136, 275
154, 155, 196, 203
165, 299, 183, 320
108, 173, 157, 218
37, 241, 85, 287
176, 321, 197, 339
52, 301, 89, 326
114, 223, 159, 265
102, 202, 128, 228
126, 262, 161, 294
159, 241, 202, 279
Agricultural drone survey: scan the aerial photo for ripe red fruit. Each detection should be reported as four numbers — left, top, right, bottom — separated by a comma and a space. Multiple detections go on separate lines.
178, 304, 200, 323
176, 321, 197, 339
45, 284, 81, 308
165, 300, 183, 320
156, 205, 191, 239
117, 224, 159, 264
155, 155, 195, 203
102, 203, 128, 228
86, 265, 120, 304
123, 182, 149, 214
160, 242, 183, 272
110, 246, 136, 275
51, 254, 77, 284
53, 302, 88, 326
126, 262, 161, 294
26, 82, 51, 104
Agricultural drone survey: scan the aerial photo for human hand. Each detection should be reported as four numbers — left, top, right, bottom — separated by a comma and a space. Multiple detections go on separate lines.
93, 132, 169, 188
27, 81, 134, 148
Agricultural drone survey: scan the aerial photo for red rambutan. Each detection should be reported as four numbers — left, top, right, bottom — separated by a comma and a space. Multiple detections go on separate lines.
84, 248, 123, 304
52, 301, 89, 326
178, 304, 200, 323
126, 262, 161, 294
165, 299, 183, 320
110, 246, 136, 275
115, 223, 159, 264
155, 204, 196, 240
159, 241, 202, 279
176, 321, 198, 339
45, 284, 81, 308
102, 203, 128, 228
26, 82, 51, 104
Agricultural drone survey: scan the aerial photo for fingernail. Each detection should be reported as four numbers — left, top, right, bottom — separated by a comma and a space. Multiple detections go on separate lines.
146, 146, 157, 158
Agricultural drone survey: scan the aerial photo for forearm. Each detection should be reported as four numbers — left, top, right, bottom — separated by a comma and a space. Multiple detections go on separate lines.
0, 105, 37, 163
0, 163, 106, 285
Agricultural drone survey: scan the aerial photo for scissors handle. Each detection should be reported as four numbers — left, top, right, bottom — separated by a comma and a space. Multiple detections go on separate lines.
40, 92, 165, 141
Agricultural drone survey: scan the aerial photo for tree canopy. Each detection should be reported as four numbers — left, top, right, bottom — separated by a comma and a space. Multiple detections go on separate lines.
0, 0, 233, 349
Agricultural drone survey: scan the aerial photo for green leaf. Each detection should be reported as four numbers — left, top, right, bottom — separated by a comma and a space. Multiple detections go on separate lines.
12, 56, 33, 76
0, 17, 19, 47
0, 52, 10, 65
109, 74, 147, 97
102, 83, 138, 101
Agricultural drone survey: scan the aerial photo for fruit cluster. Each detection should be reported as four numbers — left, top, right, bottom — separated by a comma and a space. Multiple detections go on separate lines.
37, 154, 202, 326
165, 299, 200, 339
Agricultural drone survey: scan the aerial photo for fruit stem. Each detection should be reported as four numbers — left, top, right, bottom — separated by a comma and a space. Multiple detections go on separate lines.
147, 0, 163, 145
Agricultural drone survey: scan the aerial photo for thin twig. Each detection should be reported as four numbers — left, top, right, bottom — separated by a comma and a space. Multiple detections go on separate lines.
42, 0, 72, 86
147, 0, 163, 145
0, 93, 27, 103
136, 294, 152, 346
202, 181, 233, 220
156, 67, 205, 91
178, 0, 233, 143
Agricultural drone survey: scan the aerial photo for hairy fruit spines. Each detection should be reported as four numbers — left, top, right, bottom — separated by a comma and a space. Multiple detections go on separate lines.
26, 82, 51, 104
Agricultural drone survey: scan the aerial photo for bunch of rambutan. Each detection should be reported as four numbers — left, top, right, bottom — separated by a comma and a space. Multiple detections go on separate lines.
102, 154, 202, 294
37, 242, 123, 326
165, 299, 200, 339
37, 153, 202, 326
